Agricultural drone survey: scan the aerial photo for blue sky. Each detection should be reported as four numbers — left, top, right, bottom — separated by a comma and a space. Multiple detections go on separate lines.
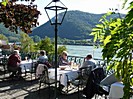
18, 0, 130, 26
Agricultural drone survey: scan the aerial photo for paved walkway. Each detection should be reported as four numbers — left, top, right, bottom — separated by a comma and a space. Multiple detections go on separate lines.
0, 70, 107, 99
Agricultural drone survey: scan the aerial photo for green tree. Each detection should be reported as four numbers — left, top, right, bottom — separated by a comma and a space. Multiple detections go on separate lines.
58, 45, 67, 55
0, 34, 8, 46
20, 33, 35, 53
31, 35, 41, 43
0, 34, 8, 42
91, 1, 133, 98
37, 36, 54, 55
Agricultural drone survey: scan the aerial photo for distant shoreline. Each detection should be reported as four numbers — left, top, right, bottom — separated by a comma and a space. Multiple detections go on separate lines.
58, 43, 95, 46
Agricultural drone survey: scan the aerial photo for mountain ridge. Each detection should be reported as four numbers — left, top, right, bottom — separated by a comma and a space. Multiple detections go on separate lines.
31, 10, 105, 40
0, 10, 125, 41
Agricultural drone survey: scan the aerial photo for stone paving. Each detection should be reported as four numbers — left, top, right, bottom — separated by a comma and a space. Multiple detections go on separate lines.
0, 70, 107, 99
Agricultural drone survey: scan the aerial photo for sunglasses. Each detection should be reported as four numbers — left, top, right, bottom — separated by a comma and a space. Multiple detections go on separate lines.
64, 54, 67, 56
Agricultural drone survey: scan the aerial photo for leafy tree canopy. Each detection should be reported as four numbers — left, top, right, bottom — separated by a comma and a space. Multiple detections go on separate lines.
91, 0, 133, 98
37, 36, 55, 55
57, 45, 67, 55
20, 32, 35, 52
31, 35, 41, 43
0, 0, 40, 34
0, 34, 8, 41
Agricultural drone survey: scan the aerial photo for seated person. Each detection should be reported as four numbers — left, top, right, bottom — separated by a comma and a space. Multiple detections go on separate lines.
36, 50, 51, 77
38, 50, 48, 64
58, 51, 71, 66
78, 54, 97, 80
7, 50, 22, 78
79, 53, 97, 70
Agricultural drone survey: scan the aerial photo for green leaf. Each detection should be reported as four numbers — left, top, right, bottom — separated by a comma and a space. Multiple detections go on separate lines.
126, 1, 133, 9
103, 35, 111, 46
125, 9, 133, 23
1, 1, 7, 6
95, 24, 104, 28
1, 0, 8, 6
122, 0, 128, 9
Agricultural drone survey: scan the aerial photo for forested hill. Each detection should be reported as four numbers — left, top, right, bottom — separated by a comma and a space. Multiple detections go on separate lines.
31, 10, 104, 40
31, 10, 125, 40
0, 24, 20, 42
0, 10, 125, 41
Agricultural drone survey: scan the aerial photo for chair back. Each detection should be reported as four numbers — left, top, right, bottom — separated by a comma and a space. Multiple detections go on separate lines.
82, 66, 92, 74
40, 65, 49, 83
92, 67, 106, 84
83, 67, 107, 98
81, 66, 92, 80
1, 57, 8, 65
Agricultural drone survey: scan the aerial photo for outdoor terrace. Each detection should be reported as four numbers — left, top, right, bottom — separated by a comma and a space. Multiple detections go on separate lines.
0, 71, 107, 99
0, 53, 108, 99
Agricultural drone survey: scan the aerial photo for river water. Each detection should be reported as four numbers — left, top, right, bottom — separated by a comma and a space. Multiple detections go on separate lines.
59, 45, 103, 59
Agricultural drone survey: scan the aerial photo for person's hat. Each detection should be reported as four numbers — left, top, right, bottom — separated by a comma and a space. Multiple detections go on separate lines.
62, 51, 68, 56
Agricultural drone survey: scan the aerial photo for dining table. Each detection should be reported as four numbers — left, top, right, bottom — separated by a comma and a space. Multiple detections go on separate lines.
20, 59, 37, 72
109, 82, 133, 99
36, 64, 79, 86
48, 67, 79, 86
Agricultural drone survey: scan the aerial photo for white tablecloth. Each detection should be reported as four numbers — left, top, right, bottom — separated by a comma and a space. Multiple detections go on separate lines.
20, 60, 37, 72
36, 65, 79, 86
109, 82, 133, 99
48, 68, 79, 86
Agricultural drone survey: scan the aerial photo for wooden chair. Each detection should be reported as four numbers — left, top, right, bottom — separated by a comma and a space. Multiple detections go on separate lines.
38, 65, 60, 99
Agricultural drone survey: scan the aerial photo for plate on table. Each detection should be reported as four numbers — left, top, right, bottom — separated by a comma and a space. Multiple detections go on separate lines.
59, 65, 70, 70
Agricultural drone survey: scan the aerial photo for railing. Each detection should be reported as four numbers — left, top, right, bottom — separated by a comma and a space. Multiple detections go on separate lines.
67, 55, 85, 65
67, 55, 109, 74
67, 55, 106, 66
23, 53, 108, 73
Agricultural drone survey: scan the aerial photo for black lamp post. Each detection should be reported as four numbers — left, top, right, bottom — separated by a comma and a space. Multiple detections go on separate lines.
44, 0, 67, 98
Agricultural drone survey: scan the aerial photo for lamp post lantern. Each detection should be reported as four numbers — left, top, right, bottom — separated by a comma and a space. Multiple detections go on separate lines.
44, 0, 67, 98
